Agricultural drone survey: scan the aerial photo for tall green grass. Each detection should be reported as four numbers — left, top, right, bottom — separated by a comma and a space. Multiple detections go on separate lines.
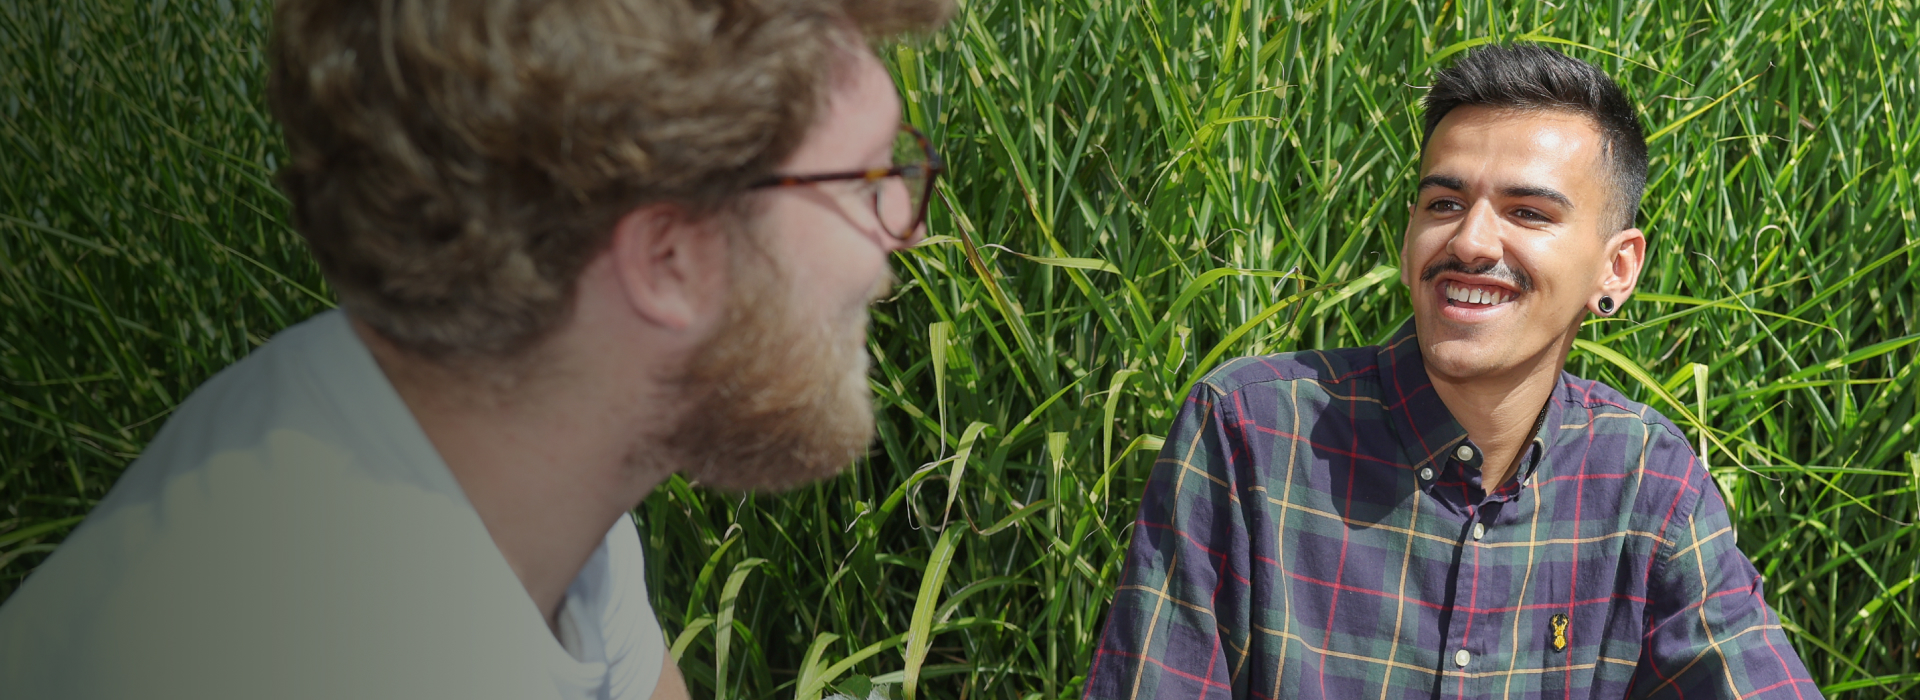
4, 0, 1917, 698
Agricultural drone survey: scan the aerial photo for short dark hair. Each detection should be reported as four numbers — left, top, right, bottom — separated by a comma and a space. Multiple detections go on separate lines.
1421, 44, 1647, 232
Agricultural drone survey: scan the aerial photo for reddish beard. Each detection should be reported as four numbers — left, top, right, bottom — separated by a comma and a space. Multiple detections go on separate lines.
654, 247, 882, 492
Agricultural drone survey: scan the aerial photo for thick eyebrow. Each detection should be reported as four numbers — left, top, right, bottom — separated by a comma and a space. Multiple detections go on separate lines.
1501, 185, 1574, 210
1417, 174, 1466, 193
1417, 175, 1576, 211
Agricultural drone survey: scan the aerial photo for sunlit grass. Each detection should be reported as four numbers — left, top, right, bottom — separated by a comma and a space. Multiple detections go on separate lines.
3, 0, 1917, 698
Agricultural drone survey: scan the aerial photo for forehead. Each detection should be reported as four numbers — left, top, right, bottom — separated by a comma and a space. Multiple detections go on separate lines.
779, 46, 901, 172
1419, 105, 1607, 200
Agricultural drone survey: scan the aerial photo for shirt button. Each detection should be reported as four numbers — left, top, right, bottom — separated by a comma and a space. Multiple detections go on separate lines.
1472, 523, 1486, 540
1454, 649, 1471, 667
1455, 445, 1475, 462
1419, 467, 1435, 481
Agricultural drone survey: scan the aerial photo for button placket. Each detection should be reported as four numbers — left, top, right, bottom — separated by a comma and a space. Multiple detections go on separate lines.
1446, 441, 1488, 691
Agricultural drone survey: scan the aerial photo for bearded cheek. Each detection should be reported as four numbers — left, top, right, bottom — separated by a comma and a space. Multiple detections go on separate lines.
666, 300, 878, 492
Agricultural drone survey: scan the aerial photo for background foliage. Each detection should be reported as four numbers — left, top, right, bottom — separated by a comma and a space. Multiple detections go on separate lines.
4, 0, 1918, 698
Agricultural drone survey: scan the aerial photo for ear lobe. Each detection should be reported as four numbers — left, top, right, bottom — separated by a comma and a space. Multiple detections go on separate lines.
607, 204, 726, 331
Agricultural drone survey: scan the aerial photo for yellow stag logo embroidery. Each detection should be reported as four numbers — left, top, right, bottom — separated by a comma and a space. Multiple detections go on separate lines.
1549, 614, 1570, 652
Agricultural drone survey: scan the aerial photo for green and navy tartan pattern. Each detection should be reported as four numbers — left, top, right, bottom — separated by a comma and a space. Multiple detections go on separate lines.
1086, 323, 1820, 700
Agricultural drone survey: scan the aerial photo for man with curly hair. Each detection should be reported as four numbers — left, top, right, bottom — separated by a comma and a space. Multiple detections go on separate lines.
0, 1, 949, 698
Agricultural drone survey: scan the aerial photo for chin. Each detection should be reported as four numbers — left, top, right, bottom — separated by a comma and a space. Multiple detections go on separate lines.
1414, 313, 1517, 379
1420, 339, 1513, 382
1421, 327, 1572, 388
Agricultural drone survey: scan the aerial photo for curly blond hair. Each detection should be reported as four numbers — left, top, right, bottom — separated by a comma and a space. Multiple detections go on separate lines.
269, 0, 949, 358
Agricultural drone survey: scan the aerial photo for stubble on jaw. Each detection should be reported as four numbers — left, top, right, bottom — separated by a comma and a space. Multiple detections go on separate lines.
637, 239, 892, 493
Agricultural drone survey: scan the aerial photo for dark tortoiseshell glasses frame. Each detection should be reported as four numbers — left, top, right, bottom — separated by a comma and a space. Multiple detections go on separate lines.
749, 123, 944, 241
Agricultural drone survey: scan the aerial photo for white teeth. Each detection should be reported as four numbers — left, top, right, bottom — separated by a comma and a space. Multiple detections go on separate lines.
1445, 283, 1513, 306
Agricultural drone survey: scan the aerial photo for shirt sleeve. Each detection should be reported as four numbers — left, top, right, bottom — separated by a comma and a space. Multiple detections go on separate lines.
1632, 442, 1823, 700
1084, 384, 1252, 700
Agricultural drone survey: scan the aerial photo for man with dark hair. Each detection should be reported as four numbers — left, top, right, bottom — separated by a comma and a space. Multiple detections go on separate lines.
0, 1, 948, 698
1086, 44, 1820, 699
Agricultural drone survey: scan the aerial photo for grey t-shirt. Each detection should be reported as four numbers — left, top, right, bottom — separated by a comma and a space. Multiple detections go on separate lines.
0, 310, 666, 699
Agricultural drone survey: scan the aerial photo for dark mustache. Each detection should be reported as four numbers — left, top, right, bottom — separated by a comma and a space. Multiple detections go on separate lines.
1419, 258, 1535, 293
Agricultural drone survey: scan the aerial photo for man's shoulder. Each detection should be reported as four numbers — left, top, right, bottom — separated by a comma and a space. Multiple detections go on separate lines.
1552, 372, 1711, 519
0, 310, 556, 698
1195, 345, 1385, 397
65, 310, 436, 523
1556, 371, 1690, 445
0, 432, 553, 699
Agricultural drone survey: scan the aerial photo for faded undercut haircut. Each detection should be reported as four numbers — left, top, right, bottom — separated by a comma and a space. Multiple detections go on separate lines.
1420, 44, 1648, 233
270, 0, 951, 359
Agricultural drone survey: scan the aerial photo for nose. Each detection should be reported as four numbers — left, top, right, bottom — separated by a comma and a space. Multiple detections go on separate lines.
865, 177, 923, 252
878, 180, 926, 251
868, 225, 918, 254
893, 222, 927, 250
1446, 200, 1504, 265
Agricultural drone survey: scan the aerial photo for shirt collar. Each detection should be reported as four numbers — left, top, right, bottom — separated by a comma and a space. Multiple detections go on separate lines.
1377, 320, 1469, 480
1376, 320, 1566, 493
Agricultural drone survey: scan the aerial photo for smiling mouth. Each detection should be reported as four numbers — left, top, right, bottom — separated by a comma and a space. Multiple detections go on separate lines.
1441, 280, 1517, 309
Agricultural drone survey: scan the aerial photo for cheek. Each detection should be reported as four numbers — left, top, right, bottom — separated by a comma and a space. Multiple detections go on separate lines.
1402, 226, 1447, 282
818, 235, 886, 309
1398, 234, 1415, 286
762, 200, 888, 312
1510, 238, 1578, 290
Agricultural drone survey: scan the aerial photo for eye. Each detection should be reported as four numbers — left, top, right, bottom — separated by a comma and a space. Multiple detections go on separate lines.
1426, 199, 1464, 213
1512, 208, 1550, 222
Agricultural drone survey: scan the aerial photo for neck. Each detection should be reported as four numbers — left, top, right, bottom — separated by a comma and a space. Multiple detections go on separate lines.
1425, 333, 1570, 490
351, 318, 673, 634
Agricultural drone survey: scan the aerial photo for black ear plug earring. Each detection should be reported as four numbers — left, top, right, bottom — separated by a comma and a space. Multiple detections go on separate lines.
1597, 296, 1616, 315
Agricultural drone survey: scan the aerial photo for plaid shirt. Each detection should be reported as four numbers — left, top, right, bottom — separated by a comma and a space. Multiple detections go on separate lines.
1087, 323, 1821, 700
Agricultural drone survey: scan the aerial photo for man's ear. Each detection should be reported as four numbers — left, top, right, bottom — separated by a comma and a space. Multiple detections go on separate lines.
605, 204, 730, 332
1598, 227, 1648, 305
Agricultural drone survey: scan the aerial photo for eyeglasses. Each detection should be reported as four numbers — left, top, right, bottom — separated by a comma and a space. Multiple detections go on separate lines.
750, 123, 944, 241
